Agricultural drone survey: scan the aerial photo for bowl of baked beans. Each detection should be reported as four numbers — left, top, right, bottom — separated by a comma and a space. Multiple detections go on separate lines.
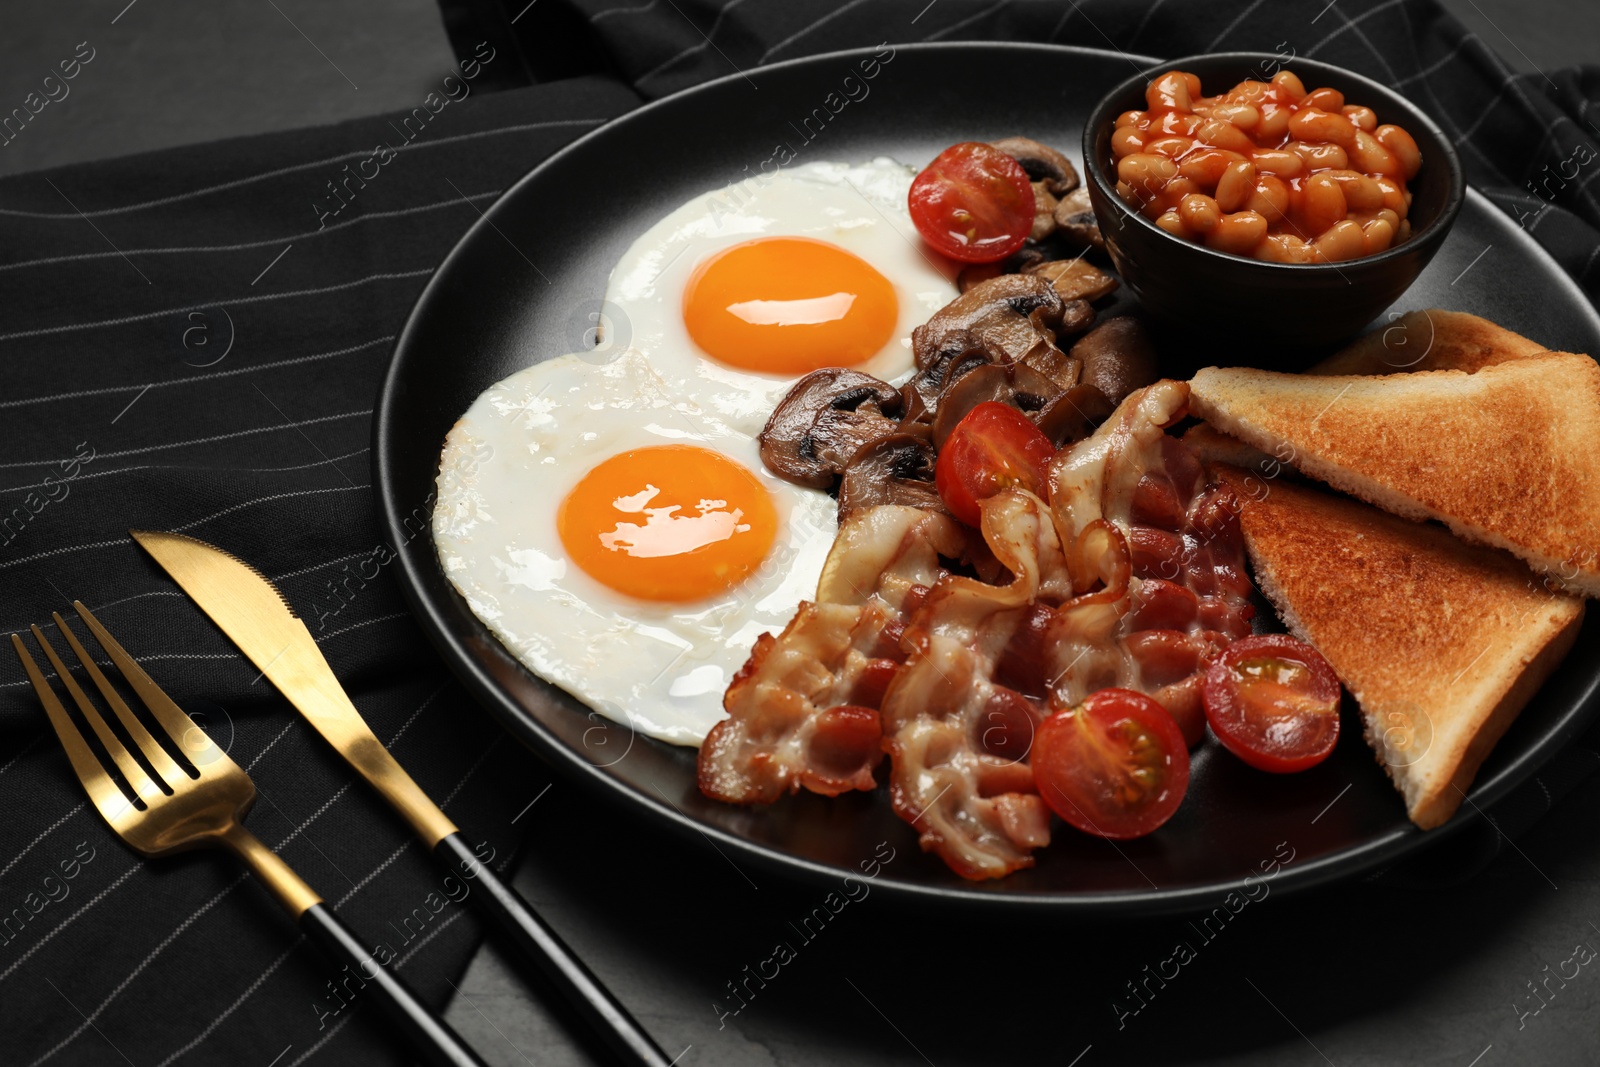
1083, 54, 1463, 351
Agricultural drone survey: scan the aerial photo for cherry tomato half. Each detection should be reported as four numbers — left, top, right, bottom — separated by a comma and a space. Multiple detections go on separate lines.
1202, 634, 1342, 774
1031, 688, 1190, 840
935, 401, 1056, 527
908, 142, 1036, 263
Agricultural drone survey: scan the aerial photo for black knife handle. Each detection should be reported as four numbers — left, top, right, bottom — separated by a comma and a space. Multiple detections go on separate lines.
299, 902, 489, 1067
435, 832, 673, 1067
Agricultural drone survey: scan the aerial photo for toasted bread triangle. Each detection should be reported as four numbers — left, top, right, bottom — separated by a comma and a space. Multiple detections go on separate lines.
1311, 309, 1553, 375
1190, 353, 1600, 597
1210, 465, 1584, 828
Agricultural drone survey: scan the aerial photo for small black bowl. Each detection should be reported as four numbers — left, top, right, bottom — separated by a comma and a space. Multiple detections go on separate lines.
1082, 52, 1464, 355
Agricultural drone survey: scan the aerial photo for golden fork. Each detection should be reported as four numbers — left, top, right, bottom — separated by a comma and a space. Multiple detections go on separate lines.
12, 602, 487, 1067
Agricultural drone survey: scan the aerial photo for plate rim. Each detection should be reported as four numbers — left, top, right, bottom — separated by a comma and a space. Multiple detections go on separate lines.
374, 40, 1600, 913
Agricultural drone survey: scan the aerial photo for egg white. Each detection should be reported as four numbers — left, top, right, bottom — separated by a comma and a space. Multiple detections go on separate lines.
433, 349, 838, 745
602, 158, 960, 433
436, 158, 956, 746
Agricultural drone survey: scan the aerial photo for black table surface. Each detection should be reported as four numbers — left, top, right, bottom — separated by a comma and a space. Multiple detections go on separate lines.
3, 3, 1599, 1066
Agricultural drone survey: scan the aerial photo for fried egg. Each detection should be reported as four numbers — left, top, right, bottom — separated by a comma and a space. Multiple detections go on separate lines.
433, 349, 837, 745
602, 159, 960, 431
435, 158, 958, 745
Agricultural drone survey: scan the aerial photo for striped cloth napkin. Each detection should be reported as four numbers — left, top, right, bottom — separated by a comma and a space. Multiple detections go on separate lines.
0, 73, 639, 1067
0, 0, 1595, 1063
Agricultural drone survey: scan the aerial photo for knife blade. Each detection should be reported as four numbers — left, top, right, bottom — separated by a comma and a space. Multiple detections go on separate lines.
129, 528, 456, 844
129, 529, 673, 1067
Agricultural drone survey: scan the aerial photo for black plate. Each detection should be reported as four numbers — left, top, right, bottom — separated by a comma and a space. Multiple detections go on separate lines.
376, 42, 1600, 913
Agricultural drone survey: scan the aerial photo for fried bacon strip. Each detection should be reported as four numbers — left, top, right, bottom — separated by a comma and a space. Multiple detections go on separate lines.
696, 506, 963, 804
880, 490, 1070, 880
702, 380, 1256, 882
881, 380, 1254, 879
1045, 379, 1254, 726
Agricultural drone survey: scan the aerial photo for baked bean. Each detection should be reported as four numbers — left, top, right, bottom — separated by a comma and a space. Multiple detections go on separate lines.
1162, 176, 1203, 201
1350, 130, 1402, 178
1255, 102, 1291, 142
1326, 169, 1384, 211
1147, 71, 1193, 112
1251, 148, 1305, 178
1232, 78, 1270, 102
1374, 124, 1422, 180
1341, 105, 1378, 132
1195, 119, 1256, 154
1179, 192, 1222, 233
1271, 70, 1307, 102
1155, 208, 1189, 238
1117, 152, 1177, 195
1211, 103, 1261, 130
1115, 68, 1423, 261
1362, 217, 1396, 255
1288, 108, 1358, 148
1313, 219, 1366, 262
1258, 234, 1318, 264
1206, 210, 1269, 256
1301, 173, 1349, 235
1303, 87, 1345, 112
1214, 160, 1258, 213
1289, 140, 1349, 171
1178, 147, 1242, 187
1246, 175, 1291, 221
1111, 126, 1147, 158
1146, 135, 1194, 158
1375, 175, 1408, 215
1152, 111, 1202, 137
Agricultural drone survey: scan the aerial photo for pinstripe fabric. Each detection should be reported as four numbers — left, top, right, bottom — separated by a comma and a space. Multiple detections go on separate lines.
0, 75, 640, 1066
0, 4, 1595, 1064
565, 0, 1600, 298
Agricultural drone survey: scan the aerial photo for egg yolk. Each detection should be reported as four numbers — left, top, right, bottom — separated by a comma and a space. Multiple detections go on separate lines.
557, 445, 778, 602
682, 236, 899, 374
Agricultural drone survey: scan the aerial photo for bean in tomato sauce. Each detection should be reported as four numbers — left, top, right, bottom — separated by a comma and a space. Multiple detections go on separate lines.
1111, 69, 1422, 264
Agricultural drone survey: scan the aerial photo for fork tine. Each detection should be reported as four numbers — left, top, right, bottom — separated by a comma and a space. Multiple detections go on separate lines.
12, 634, 142, 826
73, 601, 229, 774
30, 625, 167, 804
55, 612, 190, 786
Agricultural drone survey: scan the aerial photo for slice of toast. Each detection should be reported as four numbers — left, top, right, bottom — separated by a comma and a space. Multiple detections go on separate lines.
1190, 353, 1600, 597
1210, 465, 1585, 829
1182, 423, 1285, 478
1311, 309, 1553, 375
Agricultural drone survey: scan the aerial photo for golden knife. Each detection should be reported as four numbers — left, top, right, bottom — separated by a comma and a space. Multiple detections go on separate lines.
130, 529, 673, 1067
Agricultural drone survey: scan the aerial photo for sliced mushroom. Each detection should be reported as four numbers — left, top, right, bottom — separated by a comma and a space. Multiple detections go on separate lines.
837, 434, 945, 519
1020, 346, 1082, 392
759, 369, 902, 488
956, 246, 1049, 293
901, 329, 1004, 425
1024, 258, 1120, 303
1053, 187, 1103, 250
956, 261, 1005, 294
1069, 317, 1160, 408
1057, 297, 1096, 339
1030, 181, 1059, 241
1035, 382, 1115, 447
929, 362, 1066, 449
989, 136, 1080, 196
912, 274, 1066, 370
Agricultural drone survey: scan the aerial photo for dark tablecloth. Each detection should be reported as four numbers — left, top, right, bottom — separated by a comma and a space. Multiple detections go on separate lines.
0, 1, 1594, 1064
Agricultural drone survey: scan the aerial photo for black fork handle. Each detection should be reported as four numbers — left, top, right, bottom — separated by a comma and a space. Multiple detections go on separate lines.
434, 832, 674, 1067
299, 902, 488, 1067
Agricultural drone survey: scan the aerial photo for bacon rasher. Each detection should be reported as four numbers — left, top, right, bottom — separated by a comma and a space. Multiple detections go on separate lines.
696, 506, 963, 804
